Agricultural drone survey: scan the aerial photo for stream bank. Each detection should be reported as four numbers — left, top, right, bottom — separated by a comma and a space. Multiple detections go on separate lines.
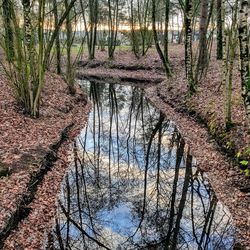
75, 47, 249, 249
1, 45, 249, 249
0, 72, 91, 248
145, 86, 250, 249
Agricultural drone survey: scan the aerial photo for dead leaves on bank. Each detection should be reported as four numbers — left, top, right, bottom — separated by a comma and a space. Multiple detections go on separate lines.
0, 71, 90, 249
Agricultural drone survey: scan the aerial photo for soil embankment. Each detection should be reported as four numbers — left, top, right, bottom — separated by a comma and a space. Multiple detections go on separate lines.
0, 72, 91, 248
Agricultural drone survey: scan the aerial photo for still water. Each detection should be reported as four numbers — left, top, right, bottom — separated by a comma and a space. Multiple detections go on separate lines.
48, 81, 235, 250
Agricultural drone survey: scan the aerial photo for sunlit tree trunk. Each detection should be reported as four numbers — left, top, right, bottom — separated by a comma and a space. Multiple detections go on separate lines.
238, 0, 250, 129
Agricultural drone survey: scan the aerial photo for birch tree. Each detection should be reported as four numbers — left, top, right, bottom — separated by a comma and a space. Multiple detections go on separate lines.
238, 0, 250, 129
1, 0, 78, 117
224, 0, 238, 129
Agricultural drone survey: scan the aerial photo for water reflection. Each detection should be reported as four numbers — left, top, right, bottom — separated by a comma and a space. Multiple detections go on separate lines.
48, 81, 235, 250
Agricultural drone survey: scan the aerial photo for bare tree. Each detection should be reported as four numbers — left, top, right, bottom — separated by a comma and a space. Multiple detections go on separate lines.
107, 0, 119, 59
53, 0, 62, 74
81, 0, 99, 59
216, 0, 223, 59
152, 0, 171, 76
184, 0, 195, 94
64, 0, 76, 94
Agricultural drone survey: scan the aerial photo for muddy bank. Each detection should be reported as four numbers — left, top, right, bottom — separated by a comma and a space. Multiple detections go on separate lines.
0, 72, 91, 248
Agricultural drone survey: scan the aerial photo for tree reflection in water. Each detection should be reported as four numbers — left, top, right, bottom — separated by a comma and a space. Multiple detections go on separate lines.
48, 81, 235, 250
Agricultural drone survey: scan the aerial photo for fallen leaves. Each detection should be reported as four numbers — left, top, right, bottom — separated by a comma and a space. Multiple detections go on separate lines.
0, 70, 90, 249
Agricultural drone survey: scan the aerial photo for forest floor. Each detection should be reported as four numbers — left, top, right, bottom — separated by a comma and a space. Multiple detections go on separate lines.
77, 44, 250, 249
0, 71, 91, 249
0, 44, 249, 249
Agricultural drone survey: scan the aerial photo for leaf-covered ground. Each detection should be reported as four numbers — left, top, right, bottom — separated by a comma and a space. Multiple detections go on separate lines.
0, 71, 91, 248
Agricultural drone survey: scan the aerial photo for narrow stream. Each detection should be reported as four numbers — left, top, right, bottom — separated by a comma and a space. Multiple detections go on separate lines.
48, 81, 235, 249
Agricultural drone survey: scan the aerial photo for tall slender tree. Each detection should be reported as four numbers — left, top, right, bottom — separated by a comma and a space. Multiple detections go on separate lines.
216, 0, 223, 59
2, 0, 15, 62
163, 0, 170, 60
184, 0, 195, 94
53, 0, 62, 74
129, 0, 153, 57
195, 0, 209, 82
107, 0, 119, 59
238, 0, 250, 129
1, 0, 79, 117
64, 0, 76, 94
224, 0, 238, 129
152, 0, 171, 76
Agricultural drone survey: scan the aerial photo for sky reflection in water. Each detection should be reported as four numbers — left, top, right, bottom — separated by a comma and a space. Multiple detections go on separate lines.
50, 81, 235, 250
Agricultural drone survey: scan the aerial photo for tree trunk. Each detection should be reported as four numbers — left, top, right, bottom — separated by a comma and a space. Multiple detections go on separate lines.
152, 0, 171, 77
64, 0, 75, 94
44, 0, 78, 68
195, 0, 209, 82
224, 0, 238, 129
216, 0, 223, 60
53, 0, 61, 74
185, 0, 195, 94
33, 0, 45, 117
88, 0, 98, 59
108, 0, 119, 59
238, 0, 250, 129
164, 0, 170, 60
130, 0, 139, 58
22, 0, 34, 113
2, 0, 15, 62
